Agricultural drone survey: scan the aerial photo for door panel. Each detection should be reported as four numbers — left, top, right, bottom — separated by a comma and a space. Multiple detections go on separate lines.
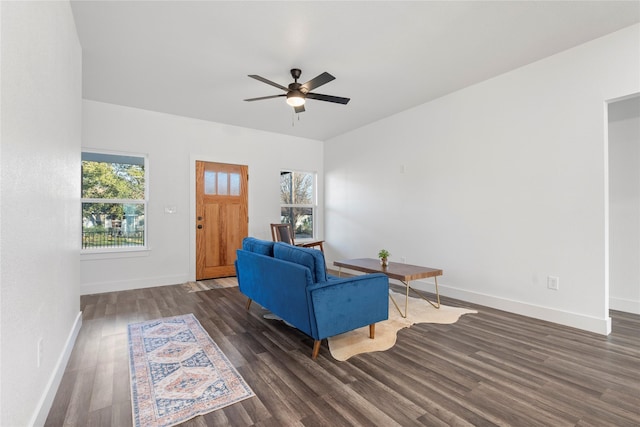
196, 161, 248, 279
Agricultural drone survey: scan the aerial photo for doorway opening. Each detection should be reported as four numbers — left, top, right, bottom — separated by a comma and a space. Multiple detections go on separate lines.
607, 94, 640, 316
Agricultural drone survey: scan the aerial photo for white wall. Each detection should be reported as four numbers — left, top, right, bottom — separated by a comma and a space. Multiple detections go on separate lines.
0, 2, 82, 426
324, 24, 640, 335
80, 100, 324, 294
609, 95, 640, 314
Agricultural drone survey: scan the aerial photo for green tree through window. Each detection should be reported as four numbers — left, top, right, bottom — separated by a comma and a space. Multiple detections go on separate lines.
81, 152, 147, 249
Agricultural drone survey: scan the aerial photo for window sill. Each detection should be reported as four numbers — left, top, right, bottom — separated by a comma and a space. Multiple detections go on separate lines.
81, 247, 151, 261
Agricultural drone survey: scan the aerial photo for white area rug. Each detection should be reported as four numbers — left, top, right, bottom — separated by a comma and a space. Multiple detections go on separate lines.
327, 290, 477, 361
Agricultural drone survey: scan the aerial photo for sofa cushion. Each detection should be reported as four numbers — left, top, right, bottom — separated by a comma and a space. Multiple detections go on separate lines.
242, 237, 274, 257
273, 242, 327, 283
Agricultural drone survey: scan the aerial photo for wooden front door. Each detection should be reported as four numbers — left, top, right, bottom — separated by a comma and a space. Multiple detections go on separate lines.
196, 161, 248, 279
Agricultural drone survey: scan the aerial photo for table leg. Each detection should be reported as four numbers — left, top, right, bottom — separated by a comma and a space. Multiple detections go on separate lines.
406, 281, 410, 314
408, 276, 441, 309
388, 277, 441, 318
388, 287, 407, 318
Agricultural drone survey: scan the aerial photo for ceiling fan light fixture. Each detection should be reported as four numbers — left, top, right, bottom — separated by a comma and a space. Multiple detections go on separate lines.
286, 91, 305, 107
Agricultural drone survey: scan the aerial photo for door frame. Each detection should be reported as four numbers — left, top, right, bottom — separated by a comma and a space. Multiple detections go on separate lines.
606, 92, 640, 317
189, 154, 249, 281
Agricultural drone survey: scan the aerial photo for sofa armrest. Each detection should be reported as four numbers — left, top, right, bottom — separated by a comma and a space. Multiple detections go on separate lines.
236, 250, 316, 335
307, 273, 389, 339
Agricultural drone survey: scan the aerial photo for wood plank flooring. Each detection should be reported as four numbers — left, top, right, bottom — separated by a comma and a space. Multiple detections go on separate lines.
45, 282, 640, 426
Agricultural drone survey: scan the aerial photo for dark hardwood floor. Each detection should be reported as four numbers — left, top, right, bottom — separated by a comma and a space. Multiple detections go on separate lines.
45, 282, 640, 426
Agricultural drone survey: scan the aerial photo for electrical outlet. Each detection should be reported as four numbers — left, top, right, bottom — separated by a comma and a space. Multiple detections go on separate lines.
547, 276, 559, 290
37, 337, 43, 368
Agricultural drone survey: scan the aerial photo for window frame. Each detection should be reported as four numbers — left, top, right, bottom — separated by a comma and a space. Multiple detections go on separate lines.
81, 149, 149, 254
279, 169, 317, 241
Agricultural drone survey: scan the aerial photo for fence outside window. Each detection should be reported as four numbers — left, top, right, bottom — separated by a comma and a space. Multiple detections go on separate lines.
82, 214, 145, 249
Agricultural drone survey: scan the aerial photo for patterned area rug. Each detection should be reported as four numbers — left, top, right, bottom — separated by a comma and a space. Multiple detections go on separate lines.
181, 277, 238, 292
327, 290, 477, 361
127, 314, 254, 427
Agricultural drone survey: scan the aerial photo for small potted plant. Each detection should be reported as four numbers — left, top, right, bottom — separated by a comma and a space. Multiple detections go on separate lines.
378, 249, 390, 267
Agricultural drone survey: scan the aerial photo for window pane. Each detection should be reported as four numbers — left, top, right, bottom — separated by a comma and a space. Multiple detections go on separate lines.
81, 154, 145, 200
230, 173, 240, 196
280, 171, 293, 204
217, 172, 228, 195
204, 170, 216, 195
293, 173, 313, 204
280, 171, 313, 205
82, 203, 145, 249
280, 207, 313, 239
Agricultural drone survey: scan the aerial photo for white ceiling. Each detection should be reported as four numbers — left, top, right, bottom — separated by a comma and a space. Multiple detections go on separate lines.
71, 1, 640, 141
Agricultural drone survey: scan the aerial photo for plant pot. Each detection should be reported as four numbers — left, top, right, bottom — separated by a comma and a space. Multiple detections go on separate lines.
380, 258, 388, 267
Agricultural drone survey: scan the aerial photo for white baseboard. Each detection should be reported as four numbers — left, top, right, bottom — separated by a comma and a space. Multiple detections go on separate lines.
610, 296, 640, 314
29, 311, 82, 427
80, 274, 190, 295
410, 280, 612, 335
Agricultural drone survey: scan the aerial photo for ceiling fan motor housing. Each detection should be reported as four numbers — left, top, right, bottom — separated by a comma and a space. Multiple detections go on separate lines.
290, 68, 302, 81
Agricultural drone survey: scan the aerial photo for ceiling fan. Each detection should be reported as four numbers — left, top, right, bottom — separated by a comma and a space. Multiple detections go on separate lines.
244, 68, 350, 113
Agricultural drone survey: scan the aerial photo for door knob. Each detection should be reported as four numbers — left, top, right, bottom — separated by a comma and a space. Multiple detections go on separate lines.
197, 225, 203, 229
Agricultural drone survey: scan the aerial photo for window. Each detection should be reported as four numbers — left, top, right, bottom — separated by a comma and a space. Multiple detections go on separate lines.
81, 151, 147, 250
280, 170, 316, 239
204, 168, 241, 196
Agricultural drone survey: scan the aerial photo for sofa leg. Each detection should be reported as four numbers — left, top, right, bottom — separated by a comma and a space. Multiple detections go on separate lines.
369, 324, 375, 339
312, 340, 322, 359
245, 298, 252, 310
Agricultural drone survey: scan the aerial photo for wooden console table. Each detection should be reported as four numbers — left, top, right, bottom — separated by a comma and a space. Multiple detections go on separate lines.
333, 258, 443, 318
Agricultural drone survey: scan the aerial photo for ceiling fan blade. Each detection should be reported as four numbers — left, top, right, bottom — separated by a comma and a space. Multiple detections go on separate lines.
244, 94, 286, 102
294, 104, 305, 113
248, 75, 288, 92
306, 92, 350, 105
300, 72, 335, 93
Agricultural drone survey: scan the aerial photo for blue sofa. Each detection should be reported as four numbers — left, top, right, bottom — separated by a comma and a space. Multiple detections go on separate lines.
235, 237, 389, 359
